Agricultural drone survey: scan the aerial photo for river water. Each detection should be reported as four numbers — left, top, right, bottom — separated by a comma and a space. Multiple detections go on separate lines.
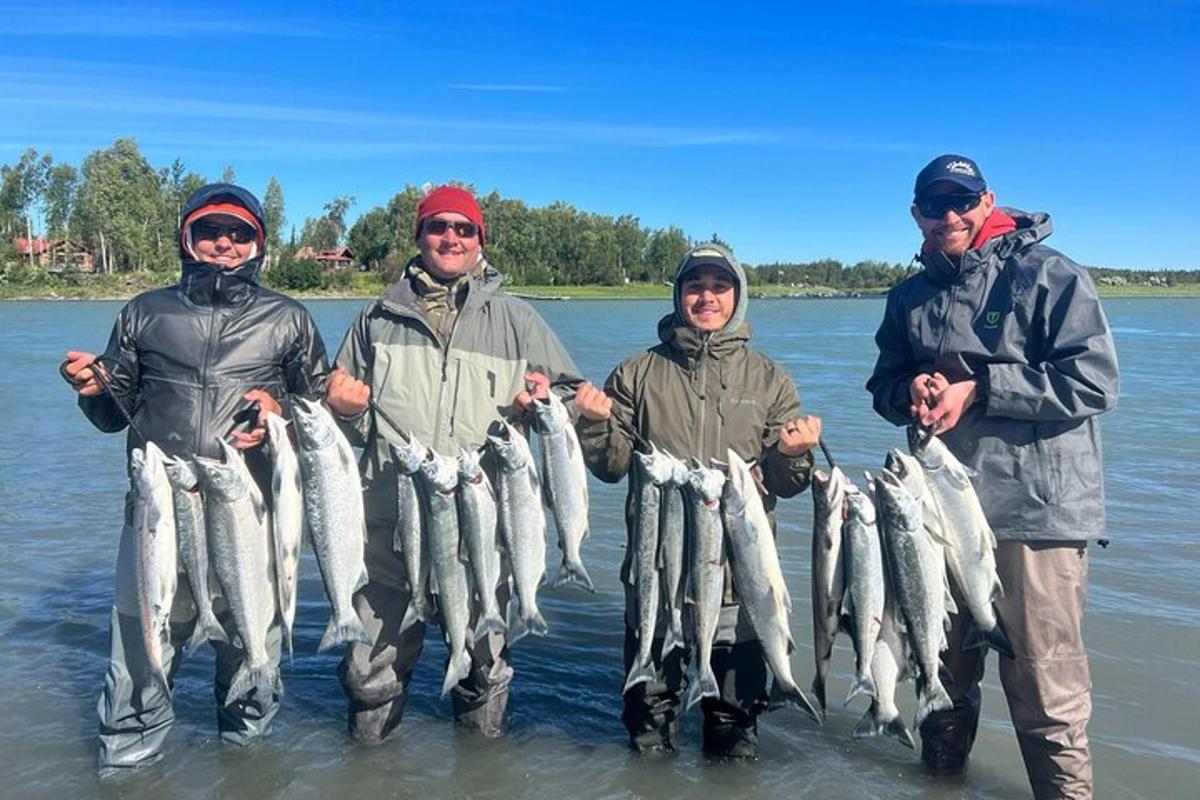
1, 296, 1196, 798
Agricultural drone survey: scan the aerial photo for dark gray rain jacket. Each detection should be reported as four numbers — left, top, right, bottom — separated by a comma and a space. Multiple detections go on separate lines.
866, 208, 1119, 541
79, 183, 330, 484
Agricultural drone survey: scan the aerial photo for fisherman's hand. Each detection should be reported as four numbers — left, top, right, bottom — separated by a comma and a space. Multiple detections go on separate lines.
778, 415, 821, 456
229, 389, 280, 450
923, 378, 977, 434
574, 381, 612, 422
326, 367, 370, 418
61, 350, 106, 397
512, 371, 551, 415
909, 372, 949, 421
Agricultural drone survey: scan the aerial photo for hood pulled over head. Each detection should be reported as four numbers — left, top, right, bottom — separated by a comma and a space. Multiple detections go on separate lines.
671, 242, 748, 333
178, 182, 267, 264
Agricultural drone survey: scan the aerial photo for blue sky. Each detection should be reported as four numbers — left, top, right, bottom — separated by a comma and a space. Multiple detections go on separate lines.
1, 0, 1196, 269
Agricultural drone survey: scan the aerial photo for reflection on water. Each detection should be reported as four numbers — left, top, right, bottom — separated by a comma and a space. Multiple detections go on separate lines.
1, 297, 1197, 797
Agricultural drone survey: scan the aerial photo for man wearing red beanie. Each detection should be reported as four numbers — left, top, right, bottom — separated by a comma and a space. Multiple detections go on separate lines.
325, 184, 583, 741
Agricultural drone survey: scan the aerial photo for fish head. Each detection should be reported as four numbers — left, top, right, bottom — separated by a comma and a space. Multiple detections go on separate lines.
845, 484, 877, 526
192, 450, 244, 501
419, 449, 459, 492
886, 450, 929, 497
486, 421, 531, 470
874, 468, 920, 529
634, 444, 675, 485
689, 465, 726, 506
291, 397, 336, 452
163, 455, 199, 492
532, 391, 568, 434
457, 447, 485, 483
391, 436, 428, 476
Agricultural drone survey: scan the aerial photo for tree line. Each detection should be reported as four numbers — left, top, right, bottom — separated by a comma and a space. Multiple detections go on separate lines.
2, 138, 1195, 289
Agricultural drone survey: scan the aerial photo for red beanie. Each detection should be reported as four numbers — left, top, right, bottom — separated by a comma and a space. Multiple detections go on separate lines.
415, 186, 485, 245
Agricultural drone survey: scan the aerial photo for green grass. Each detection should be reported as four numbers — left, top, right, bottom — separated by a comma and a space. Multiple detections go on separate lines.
3, 268, 1197, 301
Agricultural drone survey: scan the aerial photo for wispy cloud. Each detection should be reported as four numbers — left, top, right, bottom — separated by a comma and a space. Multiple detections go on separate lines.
449, 84, 569, 93
0, 3, 353, 38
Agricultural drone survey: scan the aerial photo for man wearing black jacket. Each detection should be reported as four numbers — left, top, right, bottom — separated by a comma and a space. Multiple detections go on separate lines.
62, 183, 329, 772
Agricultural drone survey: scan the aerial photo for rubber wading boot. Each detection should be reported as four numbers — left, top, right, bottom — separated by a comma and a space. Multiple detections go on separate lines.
702, 722, 758, 760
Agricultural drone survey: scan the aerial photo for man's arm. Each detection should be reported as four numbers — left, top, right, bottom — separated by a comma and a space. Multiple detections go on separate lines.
984, 260, 1119, 421
576, 363, 637, 484
283, 310, 331, 400
75, 307, 141, 433
866, 292, 921, 426
329, 305, 375, 447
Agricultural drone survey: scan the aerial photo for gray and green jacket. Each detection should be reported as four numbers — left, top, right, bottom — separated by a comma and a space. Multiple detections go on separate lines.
577, 244, 814, 637
334, 256, 583, 533
866, 208, 1119, 542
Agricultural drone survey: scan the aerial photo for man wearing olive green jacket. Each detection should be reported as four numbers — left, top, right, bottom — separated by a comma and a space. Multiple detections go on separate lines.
326, 186, 582, 742
574, 242, 821, 759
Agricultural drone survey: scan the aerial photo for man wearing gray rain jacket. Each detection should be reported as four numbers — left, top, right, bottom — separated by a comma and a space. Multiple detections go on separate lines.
867, 155, 1119, 799
325, 185, 582, 741
61, 182, 330, 771
575, 243, 821, 758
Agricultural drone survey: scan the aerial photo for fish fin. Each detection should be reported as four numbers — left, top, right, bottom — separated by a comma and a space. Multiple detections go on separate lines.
225, 663, 281, 707
473, 611, 507, 643
317, 614, 372, 653
913, 680, 953, 730
553, 558, 595, 593
773, 680, 822, 724
963, 618, 1015, 659
184, 622, 210, 656
991, 575, 1005, 602
529, 608, 550, 637
506, 604, 528, 645
811, 676, 828, 722
852, 705, 915, 749
440, 648, 472, 698
844, 671, 878, 706
661, 614, 686, 657
943, 582, 958, 615
685, 667, 720, 712
623, 657, 657, 693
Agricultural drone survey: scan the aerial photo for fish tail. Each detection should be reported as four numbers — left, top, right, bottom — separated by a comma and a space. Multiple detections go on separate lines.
528, 608, 550, 638
661, 614, 686, 657
317, 614, 372, 654
440, 647, 472, 698
852, 705, 915, 749
964, 619, 1015, 659
913, 680, 953, 729
474, 610, 508, 642
225, 662, 281, 707
553, 558, 595, 593
811, 676, 828, 722
843, 671, 878, 706
685, 666, 719, 712
780, 681, 823, 725
623, 656, 657, 693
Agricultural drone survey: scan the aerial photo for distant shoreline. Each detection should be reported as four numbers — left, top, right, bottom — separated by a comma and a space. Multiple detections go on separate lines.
2, 278, 1197, 302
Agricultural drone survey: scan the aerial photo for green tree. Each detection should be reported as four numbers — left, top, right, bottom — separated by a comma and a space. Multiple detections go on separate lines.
644, 226, 691, 284
44, 163, 79, 239
73, 138, 169, 272
347, 207, 391, 270
614, 214, 647, 282
221, 165, 237, 183
1, 148, 53, 263
262, 176, 286, 252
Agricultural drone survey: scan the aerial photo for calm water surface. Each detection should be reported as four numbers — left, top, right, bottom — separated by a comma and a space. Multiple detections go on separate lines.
1, 296, 1196, 798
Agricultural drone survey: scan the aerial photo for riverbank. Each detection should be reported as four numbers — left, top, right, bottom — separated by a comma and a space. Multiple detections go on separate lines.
2, 271, 1197, 301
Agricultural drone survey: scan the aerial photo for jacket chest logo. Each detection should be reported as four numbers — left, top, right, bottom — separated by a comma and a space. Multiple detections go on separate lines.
983, 310, 1003, 329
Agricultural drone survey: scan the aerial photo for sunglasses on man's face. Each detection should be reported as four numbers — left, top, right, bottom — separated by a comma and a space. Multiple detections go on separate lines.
192, 220, 257, 244
916, 193, 983, 220
423, 219, 479, 238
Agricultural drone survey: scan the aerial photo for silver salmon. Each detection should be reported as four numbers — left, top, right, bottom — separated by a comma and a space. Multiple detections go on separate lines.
131, 442, 178, 698
810, 466, 850, 719
457, 447, 507, 643
292, 398, 371, 653
194, 441, 279, 705
723, 451, 820, 723
391, 435, 432, 633
683, 462, 726, 711
163, 454, 227, 655
265, 412, 303, 659
625, 446, 675, 692
843, 482, 884, 707
487, 421, 548, 643
533, 392, 593, 592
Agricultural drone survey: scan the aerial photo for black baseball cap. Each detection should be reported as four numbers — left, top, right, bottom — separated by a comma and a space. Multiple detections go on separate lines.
914, 154, 987, 200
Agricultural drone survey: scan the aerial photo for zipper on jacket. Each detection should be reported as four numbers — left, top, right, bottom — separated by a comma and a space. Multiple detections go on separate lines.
433, 288, 468, 452
936, 283, 958, 362
194, 276, 223, 455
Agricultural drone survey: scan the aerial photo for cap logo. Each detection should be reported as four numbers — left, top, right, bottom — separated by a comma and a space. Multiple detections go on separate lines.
946, 160, 976, 177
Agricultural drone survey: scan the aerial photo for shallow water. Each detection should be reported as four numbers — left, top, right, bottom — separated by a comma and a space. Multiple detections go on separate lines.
1, 296, 1196, 798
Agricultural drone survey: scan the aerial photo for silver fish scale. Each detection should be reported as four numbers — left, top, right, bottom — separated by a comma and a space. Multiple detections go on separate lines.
626, 450, 669, 690
415, 451, 472, 696
811, 467, 849, 717
489, 423, 548, 640
534, 394, 591, 589
684, 465, 726, 710
196, 445, 276, 700
844, 486, 884, 703
164, 457, 225, 653
133, 443, 177, 695
457, 450, 505, 641
392, 439, 430, 626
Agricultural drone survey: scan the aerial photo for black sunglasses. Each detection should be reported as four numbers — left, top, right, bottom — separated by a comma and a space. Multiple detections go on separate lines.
192, 220, 257, 244
423, 219, 479, 238
916, 193, 983, 220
